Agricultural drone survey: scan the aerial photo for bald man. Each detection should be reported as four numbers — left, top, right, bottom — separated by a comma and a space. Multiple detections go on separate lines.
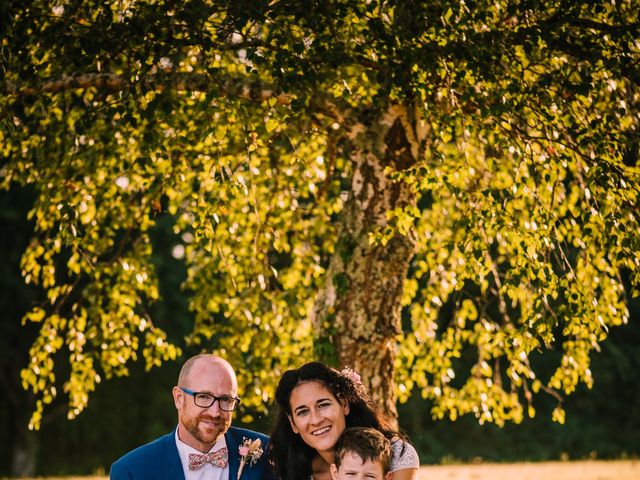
110, 354, 273, 480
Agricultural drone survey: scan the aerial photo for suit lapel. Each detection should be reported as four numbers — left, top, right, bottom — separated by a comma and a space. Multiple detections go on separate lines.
163, 429, 186, 480
226, 428, 241, 480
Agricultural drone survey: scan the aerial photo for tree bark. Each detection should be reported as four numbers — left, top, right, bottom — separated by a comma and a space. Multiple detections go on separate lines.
313, 102, 428, 419
11, 423, 38, 477
5, 379, 39, 477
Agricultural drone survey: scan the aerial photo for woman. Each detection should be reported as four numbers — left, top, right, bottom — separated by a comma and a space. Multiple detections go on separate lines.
270, 362, 419, 480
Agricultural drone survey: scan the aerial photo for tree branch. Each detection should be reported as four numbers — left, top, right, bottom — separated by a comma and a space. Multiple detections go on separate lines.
6, 71, 292, 105
566, 18, 640, 36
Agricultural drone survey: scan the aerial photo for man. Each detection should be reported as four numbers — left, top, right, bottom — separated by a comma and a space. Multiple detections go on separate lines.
110, 354, 273, 480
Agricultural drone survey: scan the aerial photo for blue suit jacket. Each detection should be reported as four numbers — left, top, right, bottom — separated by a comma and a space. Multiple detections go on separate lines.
110, 426, 273, 480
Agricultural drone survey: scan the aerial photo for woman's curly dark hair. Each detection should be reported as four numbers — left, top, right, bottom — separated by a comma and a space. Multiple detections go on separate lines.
269, 362, 401, 480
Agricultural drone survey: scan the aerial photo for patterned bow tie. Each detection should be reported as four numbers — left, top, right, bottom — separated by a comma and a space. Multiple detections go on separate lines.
188, 447, 228, 471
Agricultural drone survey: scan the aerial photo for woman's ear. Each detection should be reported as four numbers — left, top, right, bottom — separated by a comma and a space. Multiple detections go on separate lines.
287, 414, 300, 434
341, 399, 350, 416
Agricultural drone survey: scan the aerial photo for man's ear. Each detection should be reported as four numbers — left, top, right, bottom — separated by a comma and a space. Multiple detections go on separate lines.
287, 414, 300, 434
329, 463, 339, 480
383, 472, 392, 480
172, 386, 184, 410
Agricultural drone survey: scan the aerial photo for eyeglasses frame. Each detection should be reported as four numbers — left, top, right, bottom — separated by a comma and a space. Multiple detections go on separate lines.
179, 387, 241, 411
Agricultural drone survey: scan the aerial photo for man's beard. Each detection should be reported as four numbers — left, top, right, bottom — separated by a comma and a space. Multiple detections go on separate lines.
185, 413, 229, 444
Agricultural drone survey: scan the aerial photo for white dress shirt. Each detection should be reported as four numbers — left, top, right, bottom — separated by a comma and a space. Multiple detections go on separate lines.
175, 428, 229, 480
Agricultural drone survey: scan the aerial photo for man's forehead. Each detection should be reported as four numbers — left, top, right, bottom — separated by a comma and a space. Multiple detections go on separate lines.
189, 359, 237, 385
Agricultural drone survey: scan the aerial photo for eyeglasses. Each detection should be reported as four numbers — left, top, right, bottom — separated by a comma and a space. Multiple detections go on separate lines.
179, 387, 241, 411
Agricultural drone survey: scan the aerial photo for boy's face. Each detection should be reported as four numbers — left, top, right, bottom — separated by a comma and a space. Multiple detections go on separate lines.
330, 452, 391, 480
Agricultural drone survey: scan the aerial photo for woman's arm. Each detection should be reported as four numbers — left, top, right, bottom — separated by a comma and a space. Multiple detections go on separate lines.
391, 467, 418, 480
389, 439, 420, 480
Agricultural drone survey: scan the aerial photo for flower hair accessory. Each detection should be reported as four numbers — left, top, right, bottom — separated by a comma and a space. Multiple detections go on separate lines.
340, 366, 362, 385
237, 437, 263, 479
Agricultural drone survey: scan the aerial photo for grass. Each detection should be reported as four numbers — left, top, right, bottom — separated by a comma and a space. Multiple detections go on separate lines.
3, 460, 640, 480
417, 460, 640, 480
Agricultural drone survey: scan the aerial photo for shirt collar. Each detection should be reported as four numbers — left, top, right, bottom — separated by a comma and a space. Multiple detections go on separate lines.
175, 426, 227, 457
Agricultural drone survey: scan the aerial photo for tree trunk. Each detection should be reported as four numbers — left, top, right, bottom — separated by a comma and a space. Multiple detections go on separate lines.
7, 387, 39, 477
313, 102, 428, 419
1, 331, 40, 477
11, 424, 39, 477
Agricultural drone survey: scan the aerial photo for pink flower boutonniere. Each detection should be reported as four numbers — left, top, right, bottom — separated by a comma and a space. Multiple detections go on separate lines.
237, 437, 263, 479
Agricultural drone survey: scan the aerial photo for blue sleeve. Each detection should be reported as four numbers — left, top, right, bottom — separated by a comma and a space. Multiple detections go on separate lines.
110, 458, 133, 480
254, 431, 275, 480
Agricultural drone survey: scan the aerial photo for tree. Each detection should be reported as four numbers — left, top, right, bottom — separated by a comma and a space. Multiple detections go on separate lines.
0, 186, 195, 477
0, 187, 45, 476
2, 0, 639, 439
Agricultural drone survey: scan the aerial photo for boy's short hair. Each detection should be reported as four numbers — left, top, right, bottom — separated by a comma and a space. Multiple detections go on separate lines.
334, 427, 392, 474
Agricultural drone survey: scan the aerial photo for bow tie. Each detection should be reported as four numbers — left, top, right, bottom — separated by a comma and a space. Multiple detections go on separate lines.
188, 447, 228, 471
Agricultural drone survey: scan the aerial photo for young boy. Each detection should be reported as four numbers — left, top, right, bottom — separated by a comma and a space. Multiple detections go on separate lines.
330, 427, 392, 480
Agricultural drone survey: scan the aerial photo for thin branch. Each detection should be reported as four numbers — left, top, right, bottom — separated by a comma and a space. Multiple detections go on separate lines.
480, 228, 511, 326
6, 71, 292, 105
539, 382, 564, 403
566, 18, 640, 36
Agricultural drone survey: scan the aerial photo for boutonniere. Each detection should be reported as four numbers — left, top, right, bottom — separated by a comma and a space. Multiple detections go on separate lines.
237, 437, 263, 479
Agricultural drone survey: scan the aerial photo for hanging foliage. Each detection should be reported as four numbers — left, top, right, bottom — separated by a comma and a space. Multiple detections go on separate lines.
1, 0, 639, 429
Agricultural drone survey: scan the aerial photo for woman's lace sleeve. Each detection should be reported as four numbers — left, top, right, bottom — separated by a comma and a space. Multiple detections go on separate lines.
389, 440, 420, 472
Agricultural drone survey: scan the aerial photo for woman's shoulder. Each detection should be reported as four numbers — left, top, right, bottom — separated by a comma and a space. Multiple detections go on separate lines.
390, 438, 420, 471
